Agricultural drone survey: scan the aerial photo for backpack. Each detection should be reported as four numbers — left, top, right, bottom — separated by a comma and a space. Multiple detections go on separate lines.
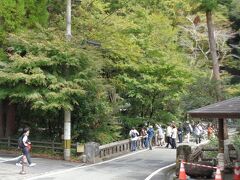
18, 135, 24, 148
131, 132, 136, 138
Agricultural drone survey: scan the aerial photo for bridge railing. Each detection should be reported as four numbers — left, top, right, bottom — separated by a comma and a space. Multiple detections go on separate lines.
0, 136, 154, 162
99, 137, 146, 159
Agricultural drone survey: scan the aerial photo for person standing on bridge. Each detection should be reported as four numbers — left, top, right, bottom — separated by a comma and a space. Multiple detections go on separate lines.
156, 124, 165, 146
171, 124, 177, 149
16, 128, 36, 167
129, 127, 139, 151
177, 123, 183, 143
140, 127, 148, 148
165, 123, 173, 148
147, 125, 155, 150
194, 122, 203, 144
184, 121, 193, 143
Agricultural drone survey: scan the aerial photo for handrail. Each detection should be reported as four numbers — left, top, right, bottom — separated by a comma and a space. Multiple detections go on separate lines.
0, 136, 156, 160
0, 137, 77, 152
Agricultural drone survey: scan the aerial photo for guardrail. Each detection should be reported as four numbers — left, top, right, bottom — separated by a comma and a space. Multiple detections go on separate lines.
0, 137, 77, 152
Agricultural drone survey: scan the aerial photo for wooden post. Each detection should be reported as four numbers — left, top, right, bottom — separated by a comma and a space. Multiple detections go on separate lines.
52, 141, 55, 153
7, 136, 10, 147
218, 118, 224, 153
218, 118, 225, 172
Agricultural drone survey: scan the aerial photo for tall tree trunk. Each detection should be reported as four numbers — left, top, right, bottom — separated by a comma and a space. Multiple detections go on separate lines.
206, 11, 228, 168
0, 101, 4, 137
5, 102, 16, 137
206, 11, 221, 100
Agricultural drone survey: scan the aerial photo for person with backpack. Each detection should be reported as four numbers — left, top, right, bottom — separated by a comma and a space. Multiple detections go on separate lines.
16, 127, 36, 167
129, 127, 139, 151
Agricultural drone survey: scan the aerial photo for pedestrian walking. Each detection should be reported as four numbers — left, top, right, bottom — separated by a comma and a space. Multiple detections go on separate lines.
129, 127, 139, 151
165, 123, 172, 148
171, 124, 177, 149
177, 123, 183, 143
156, 124, 165, 146
16, 127, 36, 167
147, 125, 154, 150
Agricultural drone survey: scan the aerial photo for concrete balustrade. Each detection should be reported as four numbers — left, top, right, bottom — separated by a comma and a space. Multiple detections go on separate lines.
84, 136, 150, 163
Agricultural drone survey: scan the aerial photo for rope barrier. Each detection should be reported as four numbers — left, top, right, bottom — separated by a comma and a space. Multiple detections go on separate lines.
0, 155, 23, 163
181, 161, 217, 169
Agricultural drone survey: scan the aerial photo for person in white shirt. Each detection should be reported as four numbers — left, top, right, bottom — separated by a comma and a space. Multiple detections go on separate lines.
171, 124, 177, 149
194, 122, 203, 144
165, 123, 173, 148
156, 124, 165, 146
129, 127, 139, 151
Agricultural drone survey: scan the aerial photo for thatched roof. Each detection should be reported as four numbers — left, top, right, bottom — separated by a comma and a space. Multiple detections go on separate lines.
188, 97, 240, 118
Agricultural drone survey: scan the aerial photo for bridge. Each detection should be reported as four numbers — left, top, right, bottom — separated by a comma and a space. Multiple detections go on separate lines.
0, 147, 176, 180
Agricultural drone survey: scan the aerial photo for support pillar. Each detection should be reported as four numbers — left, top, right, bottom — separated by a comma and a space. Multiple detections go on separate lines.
217, 118, 224, 171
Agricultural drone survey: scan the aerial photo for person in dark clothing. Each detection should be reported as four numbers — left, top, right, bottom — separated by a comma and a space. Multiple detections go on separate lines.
16, 128, 36, 167
177, 123, 183, 143
184, 121, 193, 143
147, 125, 154, 150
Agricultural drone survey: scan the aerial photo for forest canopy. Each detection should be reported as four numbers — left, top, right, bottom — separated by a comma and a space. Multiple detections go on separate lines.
0, 0, 239, 144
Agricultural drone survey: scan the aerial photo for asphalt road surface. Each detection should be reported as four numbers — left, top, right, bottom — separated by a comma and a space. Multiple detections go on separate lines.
0, 147, 176, 180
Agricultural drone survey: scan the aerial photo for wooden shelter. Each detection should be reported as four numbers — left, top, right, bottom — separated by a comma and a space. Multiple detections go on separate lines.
188, 96, 240, 170
188, 96, 240, 119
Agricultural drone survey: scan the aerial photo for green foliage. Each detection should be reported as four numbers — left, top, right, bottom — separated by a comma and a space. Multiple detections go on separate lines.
192, 0, 218, 12
0, 0, 48, 32
233, 134, 240, 150
181, 74, 221, 111
0, 29, 99, 111
0, 0, 239, 145
205, 136, 218, 158
24, 0, 49, 27
0, 0, 25, 31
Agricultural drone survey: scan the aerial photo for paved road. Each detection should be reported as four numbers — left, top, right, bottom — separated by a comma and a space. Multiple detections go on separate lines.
0, 147, 176, 180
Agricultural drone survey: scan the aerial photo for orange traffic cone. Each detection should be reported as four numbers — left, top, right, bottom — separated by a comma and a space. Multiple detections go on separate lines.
214, 167, 222, 180
233, 161, 240, 180
179, 160, 187, 180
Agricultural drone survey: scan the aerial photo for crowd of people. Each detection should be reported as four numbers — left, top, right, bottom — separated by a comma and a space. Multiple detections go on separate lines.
129, 121, 215, 151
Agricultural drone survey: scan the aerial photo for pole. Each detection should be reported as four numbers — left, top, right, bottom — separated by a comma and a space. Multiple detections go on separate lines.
217, 118, 224, 172
64, 110, 71, 160
64, 0, 72, 161
66, 0, 72, 40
